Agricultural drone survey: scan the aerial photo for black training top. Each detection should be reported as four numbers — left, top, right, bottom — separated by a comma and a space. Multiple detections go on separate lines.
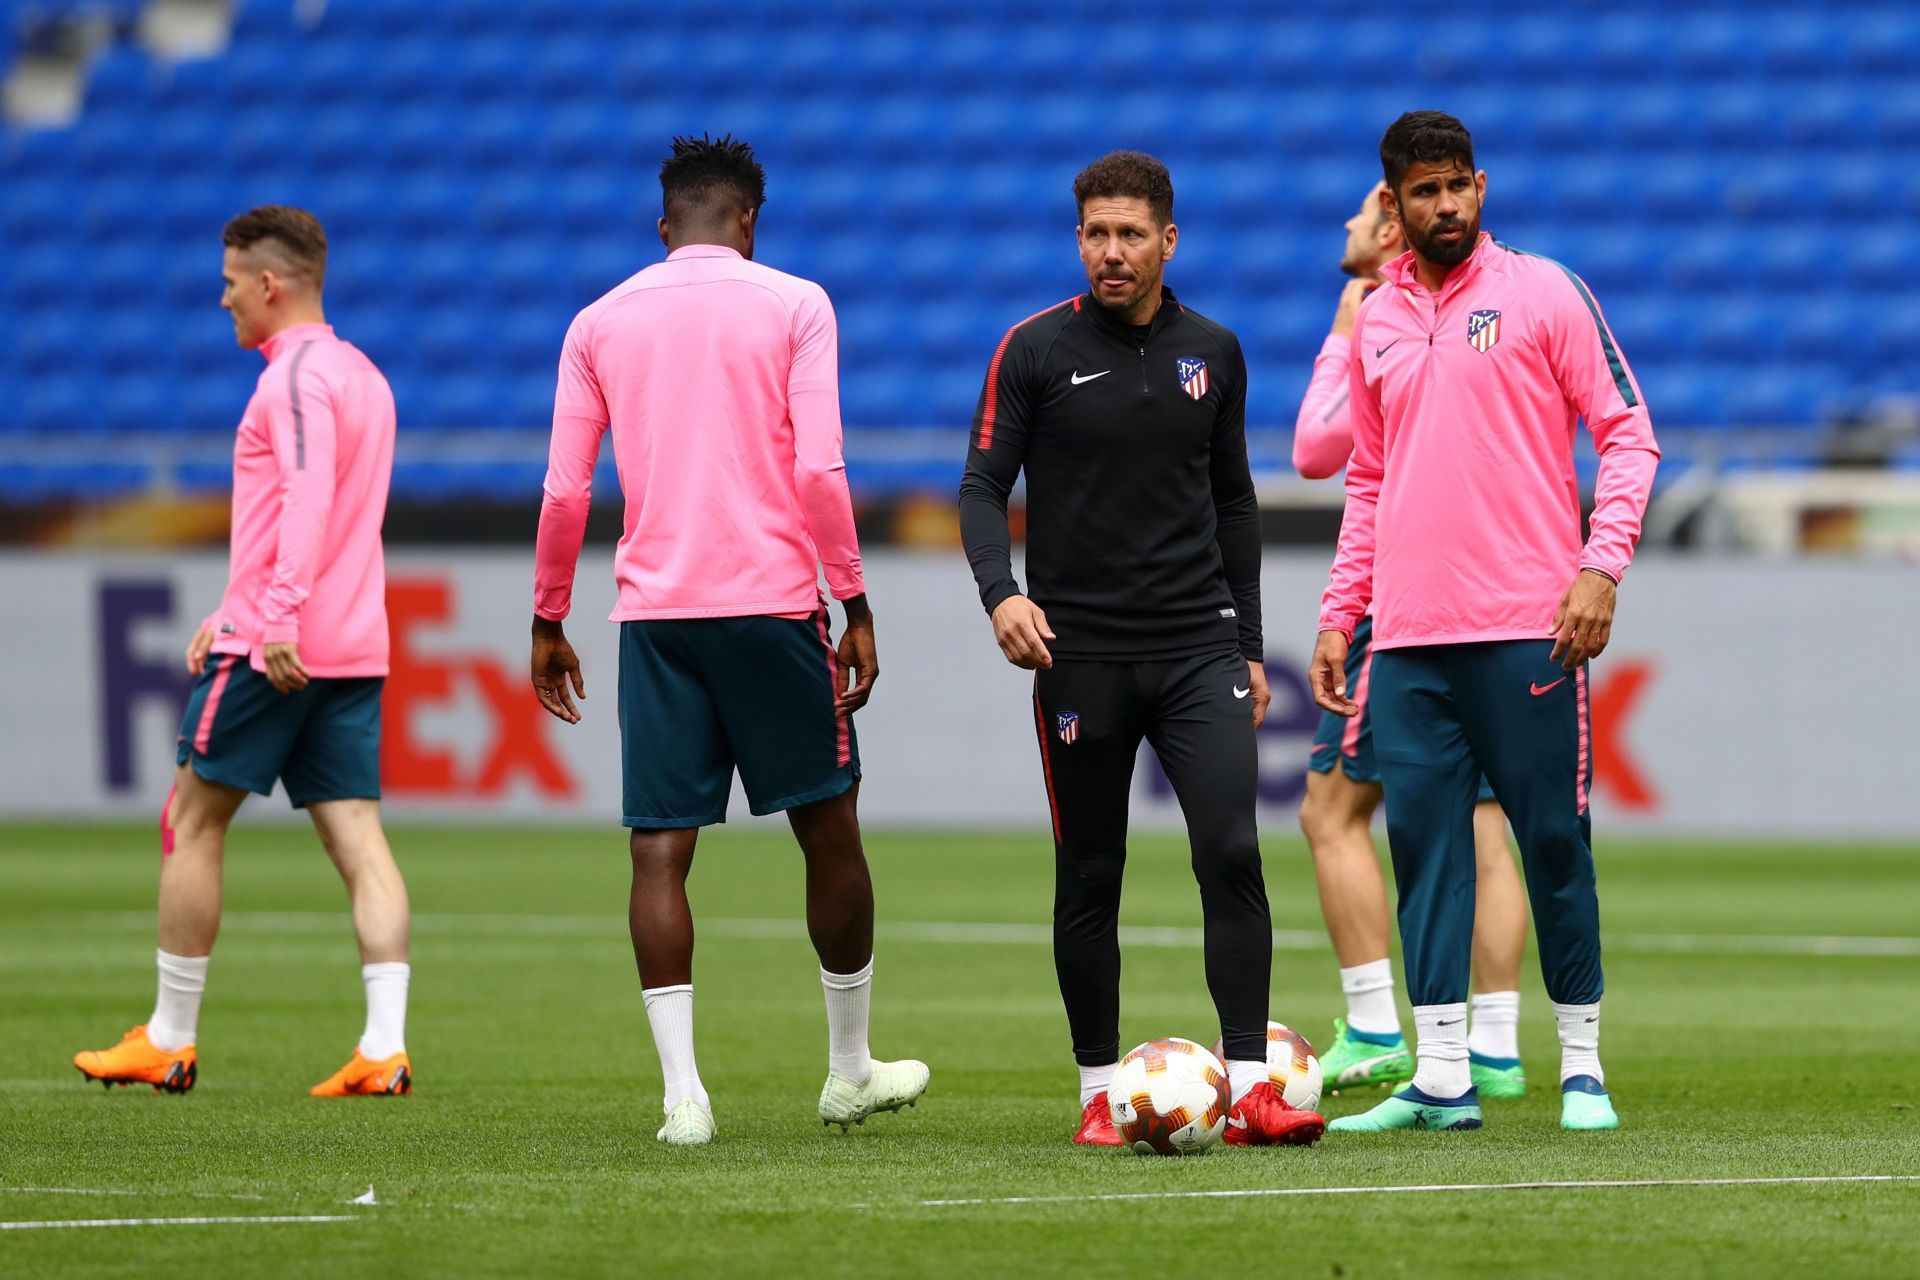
957, 287, 1262, 661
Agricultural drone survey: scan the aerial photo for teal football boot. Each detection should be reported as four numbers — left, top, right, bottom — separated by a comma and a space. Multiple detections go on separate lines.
1469, 1052, 1527, 1098
1327, 1085, 1483, 1132
1559, 1075, 1619, 1130
1319, 1019, 1414, 1094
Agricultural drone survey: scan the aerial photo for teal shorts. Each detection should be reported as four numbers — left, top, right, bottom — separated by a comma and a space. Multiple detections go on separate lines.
618, 609, 860, 829
1309, 618, 1496, 804
175, 655, 382, 808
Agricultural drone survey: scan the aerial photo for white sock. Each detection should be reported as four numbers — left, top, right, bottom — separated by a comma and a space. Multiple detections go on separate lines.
1552, 1000, 1603, 1085
1226, 1059, 1267, 1104
358, 962, 410, 1060
1339, 959, 1400, 1037
1077, 1062, 1115, 1109
820, 958, 874, 1086
147, 950, 208, 1051
1410, 1003, 1471, 1099
641, 984, 709, 1111
1467, 990, 1521, 1061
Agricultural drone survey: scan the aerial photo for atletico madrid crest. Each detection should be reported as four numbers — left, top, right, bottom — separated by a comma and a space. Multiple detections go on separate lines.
1467, 309, 1502, 353
1056, 712, 1080, 745
1176, 357, 1209, 400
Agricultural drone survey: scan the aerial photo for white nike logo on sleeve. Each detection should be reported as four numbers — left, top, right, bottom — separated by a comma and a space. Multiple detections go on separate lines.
1069, 370, 1110, 385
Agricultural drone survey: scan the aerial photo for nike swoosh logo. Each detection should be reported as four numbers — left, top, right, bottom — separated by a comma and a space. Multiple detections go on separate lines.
1233, 686, 1250, 699
1375, 339, 1401, 358
1226, 1115, 1249, 1130
1584, 1016, 1598, 1023
1530, 678, 1567, 696
1070, 370, 1110, 385
1436, 1018, 1462, 1027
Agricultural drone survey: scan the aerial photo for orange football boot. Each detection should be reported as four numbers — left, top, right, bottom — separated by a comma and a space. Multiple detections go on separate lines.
74, 1025, 197, 1094
310, 1048, 412, 1097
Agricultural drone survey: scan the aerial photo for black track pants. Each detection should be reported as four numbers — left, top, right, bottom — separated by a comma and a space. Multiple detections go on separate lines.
1032, 650, 1271, 1066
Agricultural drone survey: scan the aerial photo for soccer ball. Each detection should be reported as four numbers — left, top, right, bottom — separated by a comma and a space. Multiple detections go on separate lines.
1108, 1037, 1229, 1156
1211, 1022, 1324, 1113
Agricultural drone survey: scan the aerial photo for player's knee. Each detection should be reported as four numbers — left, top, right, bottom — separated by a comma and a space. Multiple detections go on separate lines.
1300, 777, 1369, 847
1192, 830, 1263, 891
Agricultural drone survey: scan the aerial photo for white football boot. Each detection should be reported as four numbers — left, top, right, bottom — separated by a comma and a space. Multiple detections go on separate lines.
818, 1058, 930, 1130
656, 1097, 716, 1146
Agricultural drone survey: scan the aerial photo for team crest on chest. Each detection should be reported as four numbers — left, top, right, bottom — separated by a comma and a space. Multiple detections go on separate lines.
1467, 309, 1502, 354
1176, 357, 1209, 400
1056, 712, 1080, 745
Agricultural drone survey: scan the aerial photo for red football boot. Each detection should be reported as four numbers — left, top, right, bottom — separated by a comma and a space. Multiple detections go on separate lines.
1072, 1092, 1123, 1145
1222, 1081, 1326, 1147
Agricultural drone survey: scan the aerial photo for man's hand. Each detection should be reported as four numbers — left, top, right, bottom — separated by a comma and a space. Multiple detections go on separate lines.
1550, 569, 1618, 670
185, 624, 215, 676
1243, 658, 1272, 729
991, 595, 1055, 670
1331, 278, 1380, 337
531, 616, 585, 724
1310, 629, 1358, 716
834, 594, 878, 716
262, 642, 310, 694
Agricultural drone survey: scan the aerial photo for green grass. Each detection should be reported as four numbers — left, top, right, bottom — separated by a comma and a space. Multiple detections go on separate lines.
2, 823, 1917, 1278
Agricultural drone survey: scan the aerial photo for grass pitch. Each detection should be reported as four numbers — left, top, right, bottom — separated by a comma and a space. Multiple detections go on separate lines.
2, 822, 1917, 1278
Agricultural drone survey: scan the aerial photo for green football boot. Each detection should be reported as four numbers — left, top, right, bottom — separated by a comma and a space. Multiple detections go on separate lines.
1469, 1052, 1527, 1098
1320, 1018, 1414, 1094
1327, 1085, 1483, 1132
1559, 1075, 1619, 1130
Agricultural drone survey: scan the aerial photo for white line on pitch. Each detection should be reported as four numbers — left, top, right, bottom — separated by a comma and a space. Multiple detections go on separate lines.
867, 1173, 1920, 1210
0, 1214, 358, 1232
74, 911, 1920, 958
1, 1186, 266, 1201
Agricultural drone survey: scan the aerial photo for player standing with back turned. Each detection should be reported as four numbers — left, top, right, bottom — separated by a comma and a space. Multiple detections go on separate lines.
75, 206, 414, 1099
1312, 113, 1659, 1133
530, 136, 927, 1146
960, 152, 1323, 1149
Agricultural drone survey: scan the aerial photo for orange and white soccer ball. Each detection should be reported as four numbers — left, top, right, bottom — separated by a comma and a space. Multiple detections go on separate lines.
1108, 1037, 1229, 1156
1212, 1022, 1324, 1113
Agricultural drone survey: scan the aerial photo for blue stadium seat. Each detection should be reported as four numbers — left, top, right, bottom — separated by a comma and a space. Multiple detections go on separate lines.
0, 1, 1909, 470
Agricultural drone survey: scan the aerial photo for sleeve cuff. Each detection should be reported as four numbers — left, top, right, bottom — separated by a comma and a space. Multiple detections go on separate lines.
261, 622, 299, 645
1316, 616, 1357, 641
1577, 560, 1624, 584
981, 581, 1020, 615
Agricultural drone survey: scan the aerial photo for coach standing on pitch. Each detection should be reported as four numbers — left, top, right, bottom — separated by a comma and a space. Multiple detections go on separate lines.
959, 151, 1323, 1149
1312, 112, 1660, 1134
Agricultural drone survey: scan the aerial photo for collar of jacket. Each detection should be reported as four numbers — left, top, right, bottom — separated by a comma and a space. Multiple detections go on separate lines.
1078, 285, 1184, 341
1381, 231, 1495, 300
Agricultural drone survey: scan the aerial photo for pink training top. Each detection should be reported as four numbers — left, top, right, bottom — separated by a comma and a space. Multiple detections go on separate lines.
204, 322, 394, 677
533, 244, 864, 622
1292, 332, 1356, 480
1319, 234, 1660, 650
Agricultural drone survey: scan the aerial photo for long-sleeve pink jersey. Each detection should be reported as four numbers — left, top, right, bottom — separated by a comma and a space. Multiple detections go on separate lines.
1319, 234, 1660, 650
533, 244, 864, 623
1292, 332, 1356, 480
206, 323, 394, 677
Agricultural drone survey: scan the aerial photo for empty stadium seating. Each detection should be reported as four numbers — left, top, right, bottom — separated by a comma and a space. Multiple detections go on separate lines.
3, 1, 1917, 497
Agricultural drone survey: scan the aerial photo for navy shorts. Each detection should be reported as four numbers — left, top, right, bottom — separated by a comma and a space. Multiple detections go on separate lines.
618, 609, 860, 829
175, 655, 382, 808
1308, 618, 1495, 804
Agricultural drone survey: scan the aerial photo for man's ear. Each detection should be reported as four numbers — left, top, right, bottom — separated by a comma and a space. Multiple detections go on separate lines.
1161, 221, 1178, 262
657, 216, 671, 248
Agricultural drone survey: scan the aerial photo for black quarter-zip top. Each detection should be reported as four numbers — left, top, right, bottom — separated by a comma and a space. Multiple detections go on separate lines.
958, 287, 1262, 661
